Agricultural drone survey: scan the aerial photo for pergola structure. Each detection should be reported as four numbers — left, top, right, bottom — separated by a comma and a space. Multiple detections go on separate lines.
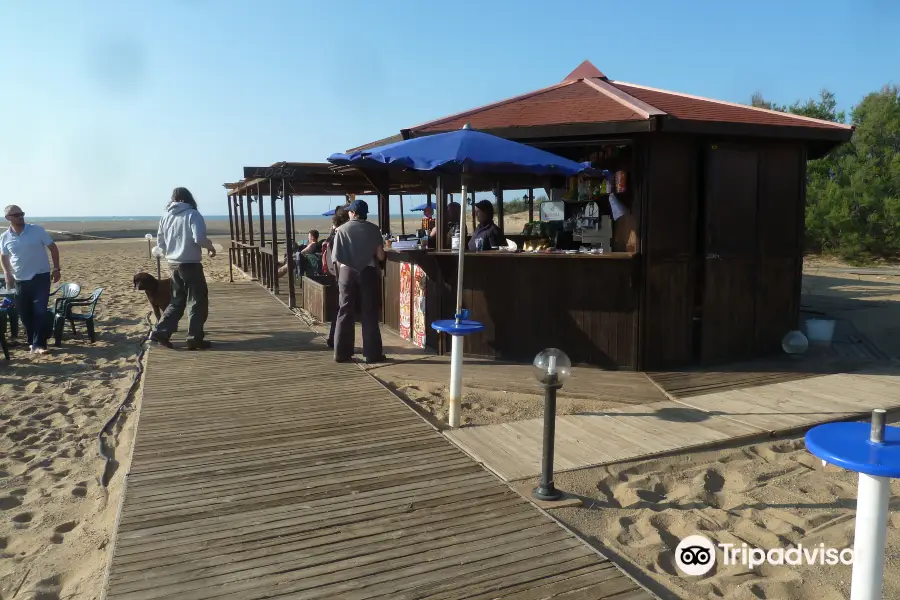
223, 162, 435, 309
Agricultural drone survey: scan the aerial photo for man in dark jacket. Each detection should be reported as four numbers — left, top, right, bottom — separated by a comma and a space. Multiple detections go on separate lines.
329, 199, 386, 363
149, 187, 216, 350
468, 200, 504, 251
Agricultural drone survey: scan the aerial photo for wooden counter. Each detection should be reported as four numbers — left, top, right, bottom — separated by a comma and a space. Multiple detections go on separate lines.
427, 250, 635, 259
382, 249, 641, 369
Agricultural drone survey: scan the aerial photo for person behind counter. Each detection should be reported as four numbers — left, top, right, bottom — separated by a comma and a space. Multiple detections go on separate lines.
427, 201, 461, 249
468, 200, 504, 251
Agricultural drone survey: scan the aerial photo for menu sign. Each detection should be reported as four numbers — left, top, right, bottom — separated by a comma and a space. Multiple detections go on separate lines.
540, 201, 565, 222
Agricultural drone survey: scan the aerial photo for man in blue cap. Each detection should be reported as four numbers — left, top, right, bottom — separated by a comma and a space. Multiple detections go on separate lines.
329, 199, 386, 363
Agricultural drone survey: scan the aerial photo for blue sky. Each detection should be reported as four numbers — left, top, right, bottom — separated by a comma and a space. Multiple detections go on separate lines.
1, 0, 897, 218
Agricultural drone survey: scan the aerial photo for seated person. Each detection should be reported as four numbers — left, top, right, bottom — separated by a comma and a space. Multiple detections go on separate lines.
277, 230, 324, 279
300, 229, 322, 256
427, 201, 461, 249
299, 229, 322, 275
468, 200, 504, 251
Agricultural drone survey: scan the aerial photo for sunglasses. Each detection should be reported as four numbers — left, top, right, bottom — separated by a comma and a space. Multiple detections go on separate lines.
6, 212, 24, 218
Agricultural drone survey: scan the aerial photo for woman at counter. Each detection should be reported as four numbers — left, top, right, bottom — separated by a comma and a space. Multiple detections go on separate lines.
468, 200, 504, 251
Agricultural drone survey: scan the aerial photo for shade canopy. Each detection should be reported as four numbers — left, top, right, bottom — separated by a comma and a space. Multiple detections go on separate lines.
328, 128, 594, 176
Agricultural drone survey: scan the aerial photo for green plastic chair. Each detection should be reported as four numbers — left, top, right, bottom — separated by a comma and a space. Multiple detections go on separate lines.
54, 288, 102, 346
50, 282, 81, 315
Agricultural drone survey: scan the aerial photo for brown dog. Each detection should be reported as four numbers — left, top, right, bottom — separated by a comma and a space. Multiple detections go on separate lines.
133, 272, 171, 322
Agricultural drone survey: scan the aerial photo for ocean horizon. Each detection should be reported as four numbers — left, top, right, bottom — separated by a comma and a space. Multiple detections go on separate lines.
32, 214, 422, 222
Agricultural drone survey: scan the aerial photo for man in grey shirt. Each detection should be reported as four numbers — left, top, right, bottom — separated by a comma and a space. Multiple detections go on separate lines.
329, 199, 386, 363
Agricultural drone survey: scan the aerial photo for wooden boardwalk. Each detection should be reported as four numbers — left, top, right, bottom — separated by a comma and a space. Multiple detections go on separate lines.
446, 363, 900, 481
103, 282, 654, 600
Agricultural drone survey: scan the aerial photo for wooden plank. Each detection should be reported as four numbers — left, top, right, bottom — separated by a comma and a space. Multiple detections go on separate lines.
104, 281, 650, 600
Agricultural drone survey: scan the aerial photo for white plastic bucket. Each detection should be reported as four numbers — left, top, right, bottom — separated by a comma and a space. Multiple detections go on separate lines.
805, 318, 836, 344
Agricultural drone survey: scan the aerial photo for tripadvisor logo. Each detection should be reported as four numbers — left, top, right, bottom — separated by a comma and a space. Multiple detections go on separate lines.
675, 534, 853, 576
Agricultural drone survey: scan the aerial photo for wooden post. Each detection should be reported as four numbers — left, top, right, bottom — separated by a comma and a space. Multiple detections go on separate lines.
237, 193, 247, 272
471, 191, 476, 233
399, 193, 405, 235
528, 188, 534, 222
270, 185, 279, 295
247, 193, 256, 279
495, 183, 504, 235
436, 178, 446, 251
363, 170, 391, 235
257, 183, 267, 287
226, 192, 235, 282
284, 179, 296, 309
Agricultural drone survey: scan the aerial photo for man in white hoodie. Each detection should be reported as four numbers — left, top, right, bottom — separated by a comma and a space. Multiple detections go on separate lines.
149, 187, 216, 350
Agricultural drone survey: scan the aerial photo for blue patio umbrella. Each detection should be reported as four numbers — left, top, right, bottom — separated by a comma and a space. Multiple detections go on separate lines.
410, 202, 433, 212
328, 125, 595, 428
322, 208, 336, 216
328, 127, 593, 176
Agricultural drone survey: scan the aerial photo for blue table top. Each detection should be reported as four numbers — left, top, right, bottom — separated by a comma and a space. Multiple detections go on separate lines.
806, 422, 900, 477
431, 319, 485, 336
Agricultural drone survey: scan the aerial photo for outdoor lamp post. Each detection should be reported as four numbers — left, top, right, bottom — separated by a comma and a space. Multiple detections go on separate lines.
532, 348, 571, 501
144, 233, 154, 258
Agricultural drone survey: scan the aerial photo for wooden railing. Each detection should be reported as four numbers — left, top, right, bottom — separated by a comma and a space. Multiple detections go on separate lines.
230, 239, 304, 310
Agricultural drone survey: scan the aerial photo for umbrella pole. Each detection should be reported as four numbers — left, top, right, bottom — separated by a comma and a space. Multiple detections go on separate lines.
449, 182, 468, 429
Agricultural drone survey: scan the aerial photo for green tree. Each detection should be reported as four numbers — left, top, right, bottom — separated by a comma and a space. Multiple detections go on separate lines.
753, 86, 900, 261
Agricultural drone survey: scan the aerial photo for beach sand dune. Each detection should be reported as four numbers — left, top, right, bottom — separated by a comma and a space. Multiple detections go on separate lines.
0, 239, 236, 600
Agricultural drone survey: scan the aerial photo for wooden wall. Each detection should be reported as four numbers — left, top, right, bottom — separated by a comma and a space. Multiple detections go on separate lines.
640, 134, 699, 370
302, 276, 338, 323
755, 143, 805, 353
432, 254, 640, 369
639, 135, 806, 369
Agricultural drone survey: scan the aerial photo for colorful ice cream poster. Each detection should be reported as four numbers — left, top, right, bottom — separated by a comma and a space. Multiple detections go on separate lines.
399, 262, 412, 340
412, 265, 427, 348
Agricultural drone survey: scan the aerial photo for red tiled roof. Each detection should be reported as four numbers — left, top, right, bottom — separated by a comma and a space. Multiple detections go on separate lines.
610, 81, 851, 130
352, 61, 852, 150
416, 80, 646, 133
563, 60, 606, 81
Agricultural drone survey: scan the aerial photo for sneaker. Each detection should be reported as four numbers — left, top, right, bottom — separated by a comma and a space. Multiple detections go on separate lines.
364, 355, 388, 365
148, 332, 174, 349
32, 347, 49, 356
186, 339, 212, 351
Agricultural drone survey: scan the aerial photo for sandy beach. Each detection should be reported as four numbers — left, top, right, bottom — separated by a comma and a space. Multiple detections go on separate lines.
543, 424, 900, 600
0, 238, 235, 600
4, 232, 900, 600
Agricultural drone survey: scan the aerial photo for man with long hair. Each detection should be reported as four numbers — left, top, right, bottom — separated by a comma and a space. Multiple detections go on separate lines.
149, 187, 216, 350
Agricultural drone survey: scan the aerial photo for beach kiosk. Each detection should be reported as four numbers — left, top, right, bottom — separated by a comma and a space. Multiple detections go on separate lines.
226, 60, 853, 371
347, 60, 854, 370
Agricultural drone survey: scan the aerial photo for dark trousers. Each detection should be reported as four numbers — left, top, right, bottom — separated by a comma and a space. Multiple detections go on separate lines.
16, 272, 51, 349
327, 314, 337, 346
154, 263, 209, 342
334, 265, 382, 361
